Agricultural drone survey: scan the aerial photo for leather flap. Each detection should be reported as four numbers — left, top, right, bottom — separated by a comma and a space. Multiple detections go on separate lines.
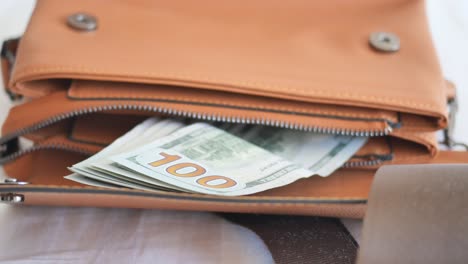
10, 0, 447, 125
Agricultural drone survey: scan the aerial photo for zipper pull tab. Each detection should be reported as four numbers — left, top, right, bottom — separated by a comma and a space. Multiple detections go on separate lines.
0, 193, 24, 203
0, 179, 28, 203
0, 137, 19, 165
0, 178, 29, 185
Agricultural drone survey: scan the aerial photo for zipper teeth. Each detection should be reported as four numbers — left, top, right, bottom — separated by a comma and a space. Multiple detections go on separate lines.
342, 159, 383, 168
0, 104, 392, 146
0, 143, 95, 165
1, 143, 388, 168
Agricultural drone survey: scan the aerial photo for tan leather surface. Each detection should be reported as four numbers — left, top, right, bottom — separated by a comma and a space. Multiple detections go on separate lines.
2, 110, 439, 170
21, 119, 72, 142
1, 56, 9, 92
347, 137, 431, 168
358, 164, 468, 264
70, 79, 443, 134
0, 89, 399, 140
0, 88, 440, 158
18, 113, 146, 145
2, 148, 468, 218
70, 80, 403, 132
1, 0, 466, 219
1, 0, 452, 175
391, 129, 438, 155
69, 80, 400, 126
3, 149, 369, 219
10, 0, 447, 126
70, 113, 147, 145
2, 135, 99, 181
4, 148, 374, 199
20, 190, 368, 218
352, 137, 392, 158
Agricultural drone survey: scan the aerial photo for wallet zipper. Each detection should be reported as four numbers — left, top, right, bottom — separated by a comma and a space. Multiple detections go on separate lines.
343, 158, 387, 168
0, 141, 95, 164
0, 103, 395, 166
0, 141, 386, 168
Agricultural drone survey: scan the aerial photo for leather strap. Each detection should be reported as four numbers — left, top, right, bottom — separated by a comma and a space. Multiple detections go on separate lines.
358, 164, 468, 264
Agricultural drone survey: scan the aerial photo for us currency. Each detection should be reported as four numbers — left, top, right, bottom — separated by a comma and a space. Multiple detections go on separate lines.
110, 122, 367, 196
66, 118, 188, 191
218, 123, 364, 176
88, 118, 189, 191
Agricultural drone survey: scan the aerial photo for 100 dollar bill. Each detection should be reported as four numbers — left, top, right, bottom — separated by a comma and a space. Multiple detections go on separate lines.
110, 123, 367, 196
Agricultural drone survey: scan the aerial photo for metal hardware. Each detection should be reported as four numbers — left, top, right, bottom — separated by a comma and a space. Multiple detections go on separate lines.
0, 178, 29, 185
369, 32, 400, 52
5, 90, 20, 102
0, 141, 94, 165
0, 104, 395, 148
0, 137, 19, 162
4, 178, 17, 183
0, 193, 24, 203
1, 38, 22, 101
67, 13, 97, 31
0, 40, 15, 66
440, 97, 468, 150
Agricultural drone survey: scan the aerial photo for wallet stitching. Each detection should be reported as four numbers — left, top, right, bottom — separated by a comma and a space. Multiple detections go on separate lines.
68, 81, 399, 122
71, 93, 399, 122
2, 186, 368, 203
14, 66, 442, 110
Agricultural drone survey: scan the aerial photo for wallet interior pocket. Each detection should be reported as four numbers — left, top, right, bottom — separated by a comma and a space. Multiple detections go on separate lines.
1, 84, 438, 169
3, 145, 375, 200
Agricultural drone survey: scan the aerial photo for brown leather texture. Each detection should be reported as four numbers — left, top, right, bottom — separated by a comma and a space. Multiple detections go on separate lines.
1, 84, 440, 158
1, 0, 450, 154
2, 148, 371, 218
358, 164, 468, 263
1, 148, 468, 218
69, 113, 148, 145
0, 0, 466, 218
10, 0, 447, 125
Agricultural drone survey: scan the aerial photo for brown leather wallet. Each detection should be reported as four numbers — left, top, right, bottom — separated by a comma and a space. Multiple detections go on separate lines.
0, 0, 467, 218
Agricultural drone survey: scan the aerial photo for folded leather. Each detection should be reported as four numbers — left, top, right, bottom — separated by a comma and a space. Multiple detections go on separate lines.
1, 0, 467, 218
1, 149, 467, 218
8, 0, 447, 126
1, 83, 440, 157
1, 0, 449, 154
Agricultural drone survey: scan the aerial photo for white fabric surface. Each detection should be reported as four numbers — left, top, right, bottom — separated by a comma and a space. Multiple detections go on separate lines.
0, 207, 273, 263
0, 0, 467, 263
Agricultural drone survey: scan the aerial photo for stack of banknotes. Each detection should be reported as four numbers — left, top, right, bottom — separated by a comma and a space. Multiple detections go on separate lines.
66, 118, 367, 196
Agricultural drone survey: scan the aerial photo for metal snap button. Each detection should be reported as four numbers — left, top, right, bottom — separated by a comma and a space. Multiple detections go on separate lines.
67, 13, 97, 31
369, 32, 400, 53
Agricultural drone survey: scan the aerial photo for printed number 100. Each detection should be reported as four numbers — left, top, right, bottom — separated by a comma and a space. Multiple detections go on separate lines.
148, 152, 237, 189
